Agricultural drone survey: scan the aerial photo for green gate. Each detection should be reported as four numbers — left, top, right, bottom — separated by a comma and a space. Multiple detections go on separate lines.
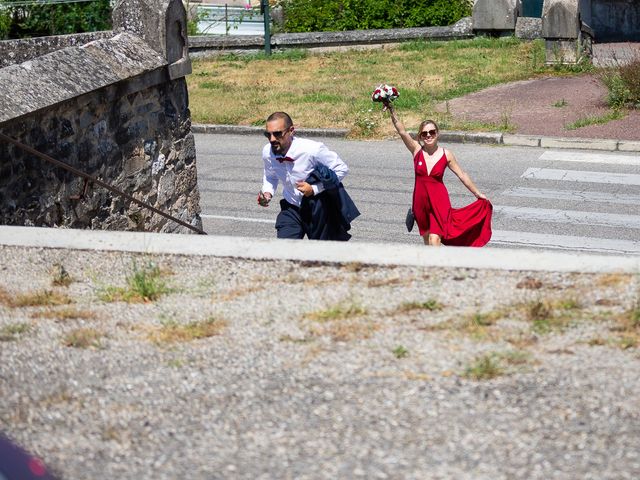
522, 0, 544, 17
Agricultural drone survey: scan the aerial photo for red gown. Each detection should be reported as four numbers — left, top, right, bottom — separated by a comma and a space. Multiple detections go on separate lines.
412, 149, 492, 247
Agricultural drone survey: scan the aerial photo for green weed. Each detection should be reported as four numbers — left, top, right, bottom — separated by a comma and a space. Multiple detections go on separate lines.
99, 262, 171, 303
462, 353, 503, 380
392, 345, 409, 359
565, 110, 625, 130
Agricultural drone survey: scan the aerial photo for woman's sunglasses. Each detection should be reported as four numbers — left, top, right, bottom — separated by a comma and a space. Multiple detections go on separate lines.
420, 129, 437, 138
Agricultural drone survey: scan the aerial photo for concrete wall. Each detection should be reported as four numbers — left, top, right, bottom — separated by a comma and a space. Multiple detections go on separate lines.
0, 0, 202, 233
590, 0, 640, 41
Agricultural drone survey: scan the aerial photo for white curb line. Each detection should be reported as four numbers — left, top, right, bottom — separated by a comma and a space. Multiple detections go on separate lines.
0, 226, 638, 274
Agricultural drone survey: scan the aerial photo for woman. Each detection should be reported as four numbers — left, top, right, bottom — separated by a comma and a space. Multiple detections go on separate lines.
385, 102, 492, 247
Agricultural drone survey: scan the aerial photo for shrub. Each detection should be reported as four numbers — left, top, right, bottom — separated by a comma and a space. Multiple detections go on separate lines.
618, 59, 640, 107
600, 52, 640, 109
0, 7, 10, 40
2, 0, 111, 39
280, 0, 472, 33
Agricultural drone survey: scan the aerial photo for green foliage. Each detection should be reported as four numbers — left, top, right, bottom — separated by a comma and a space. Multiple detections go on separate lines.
392, 345, 409, 359
1, 0, 111, 39
564, 110, 625, 130
99, 261, 171, 303
0, 6, 11, 39
601, 59, 640, 109
280, 0, 472, 33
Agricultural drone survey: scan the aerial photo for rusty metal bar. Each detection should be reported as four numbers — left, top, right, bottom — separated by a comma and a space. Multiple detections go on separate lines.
0, 132, 207, 235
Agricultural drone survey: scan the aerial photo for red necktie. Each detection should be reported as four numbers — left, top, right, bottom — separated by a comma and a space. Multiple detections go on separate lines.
277, 156, 294, 163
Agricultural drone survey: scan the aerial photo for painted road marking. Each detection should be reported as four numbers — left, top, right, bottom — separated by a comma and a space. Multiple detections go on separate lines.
521, 168, 640, 186
201, 214, 275, 224
501, 186, 640, 206
494, 205, 640, 229
539, 150, 640, 166
405, 229, 640, 254
489, 230, 640, 255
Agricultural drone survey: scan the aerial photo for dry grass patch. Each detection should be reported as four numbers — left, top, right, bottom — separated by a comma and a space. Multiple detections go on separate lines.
308, 301, 367, 322
304, 299, 376, 341
367, 277, 407, 288
50, 263, 73, 287
0, 322, 31, 341
524, 297, 583, 334
398, 299, 443, 313
148, 317, 227, 344
213, 285, 264, 302
309, 318, 378, 342
596, 273, 633, 287
608, 297, 640, 349
64, 327, 103, 349
417, 308, 506, 340
0, 289, 73, 308
33, 307, 97, 321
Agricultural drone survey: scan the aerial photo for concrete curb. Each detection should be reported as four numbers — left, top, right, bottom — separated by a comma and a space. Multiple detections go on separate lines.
191, 124, 349, 138
1, 226, 638, 274
192, 124, 640, 152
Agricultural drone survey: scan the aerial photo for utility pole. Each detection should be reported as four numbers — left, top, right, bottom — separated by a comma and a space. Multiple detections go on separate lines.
261, 0, 271, 55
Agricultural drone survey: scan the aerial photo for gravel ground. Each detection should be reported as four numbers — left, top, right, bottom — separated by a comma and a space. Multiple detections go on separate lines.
1, 245, 639, 479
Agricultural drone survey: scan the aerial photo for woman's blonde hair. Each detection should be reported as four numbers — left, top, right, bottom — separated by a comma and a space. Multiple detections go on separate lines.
417, 119, 440, 135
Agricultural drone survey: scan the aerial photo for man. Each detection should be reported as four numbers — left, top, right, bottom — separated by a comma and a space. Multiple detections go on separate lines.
257, 111, 359, 240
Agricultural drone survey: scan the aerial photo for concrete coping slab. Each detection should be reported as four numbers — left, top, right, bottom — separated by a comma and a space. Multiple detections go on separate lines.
0, 33, 166, 125
0, 226, 638, 274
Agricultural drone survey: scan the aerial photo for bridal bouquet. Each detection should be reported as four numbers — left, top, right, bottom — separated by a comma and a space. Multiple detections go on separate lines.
371, 84, 399, 103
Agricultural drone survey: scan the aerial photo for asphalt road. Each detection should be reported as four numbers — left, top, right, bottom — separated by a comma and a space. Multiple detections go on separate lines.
195, 133, 640, 255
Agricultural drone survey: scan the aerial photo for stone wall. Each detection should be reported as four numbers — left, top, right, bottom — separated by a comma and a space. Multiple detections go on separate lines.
0, 77, 199, 232
0, 0, 202, 234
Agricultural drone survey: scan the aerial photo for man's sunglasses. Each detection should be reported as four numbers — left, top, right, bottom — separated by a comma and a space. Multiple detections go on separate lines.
420, 129, 437, 138
263, 130, 289, 139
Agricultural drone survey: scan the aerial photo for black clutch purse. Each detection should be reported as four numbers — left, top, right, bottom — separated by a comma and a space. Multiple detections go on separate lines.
405, 208, 415, 232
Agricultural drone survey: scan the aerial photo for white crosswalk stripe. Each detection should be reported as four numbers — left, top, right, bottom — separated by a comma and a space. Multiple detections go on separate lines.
502, 186, 640, 205
494, 205, 640, 229
521, 167, 640, 185
539, 150, 640, 166
490, 230, 640, 255
201, 214, 275, 224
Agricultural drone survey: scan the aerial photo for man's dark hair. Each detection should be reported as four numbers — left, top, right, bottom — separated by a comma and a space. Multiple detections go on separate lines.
267, 112, 293, 129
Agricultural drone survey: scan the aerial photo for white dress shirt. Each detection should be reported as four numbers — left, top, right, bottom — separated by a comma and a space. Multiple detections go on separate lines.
261, 136, 349, 207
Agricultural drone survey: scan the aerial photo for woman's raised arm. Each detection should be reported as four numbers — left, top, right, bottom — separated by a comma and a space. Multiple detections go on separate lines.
386, 102, 420, 155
